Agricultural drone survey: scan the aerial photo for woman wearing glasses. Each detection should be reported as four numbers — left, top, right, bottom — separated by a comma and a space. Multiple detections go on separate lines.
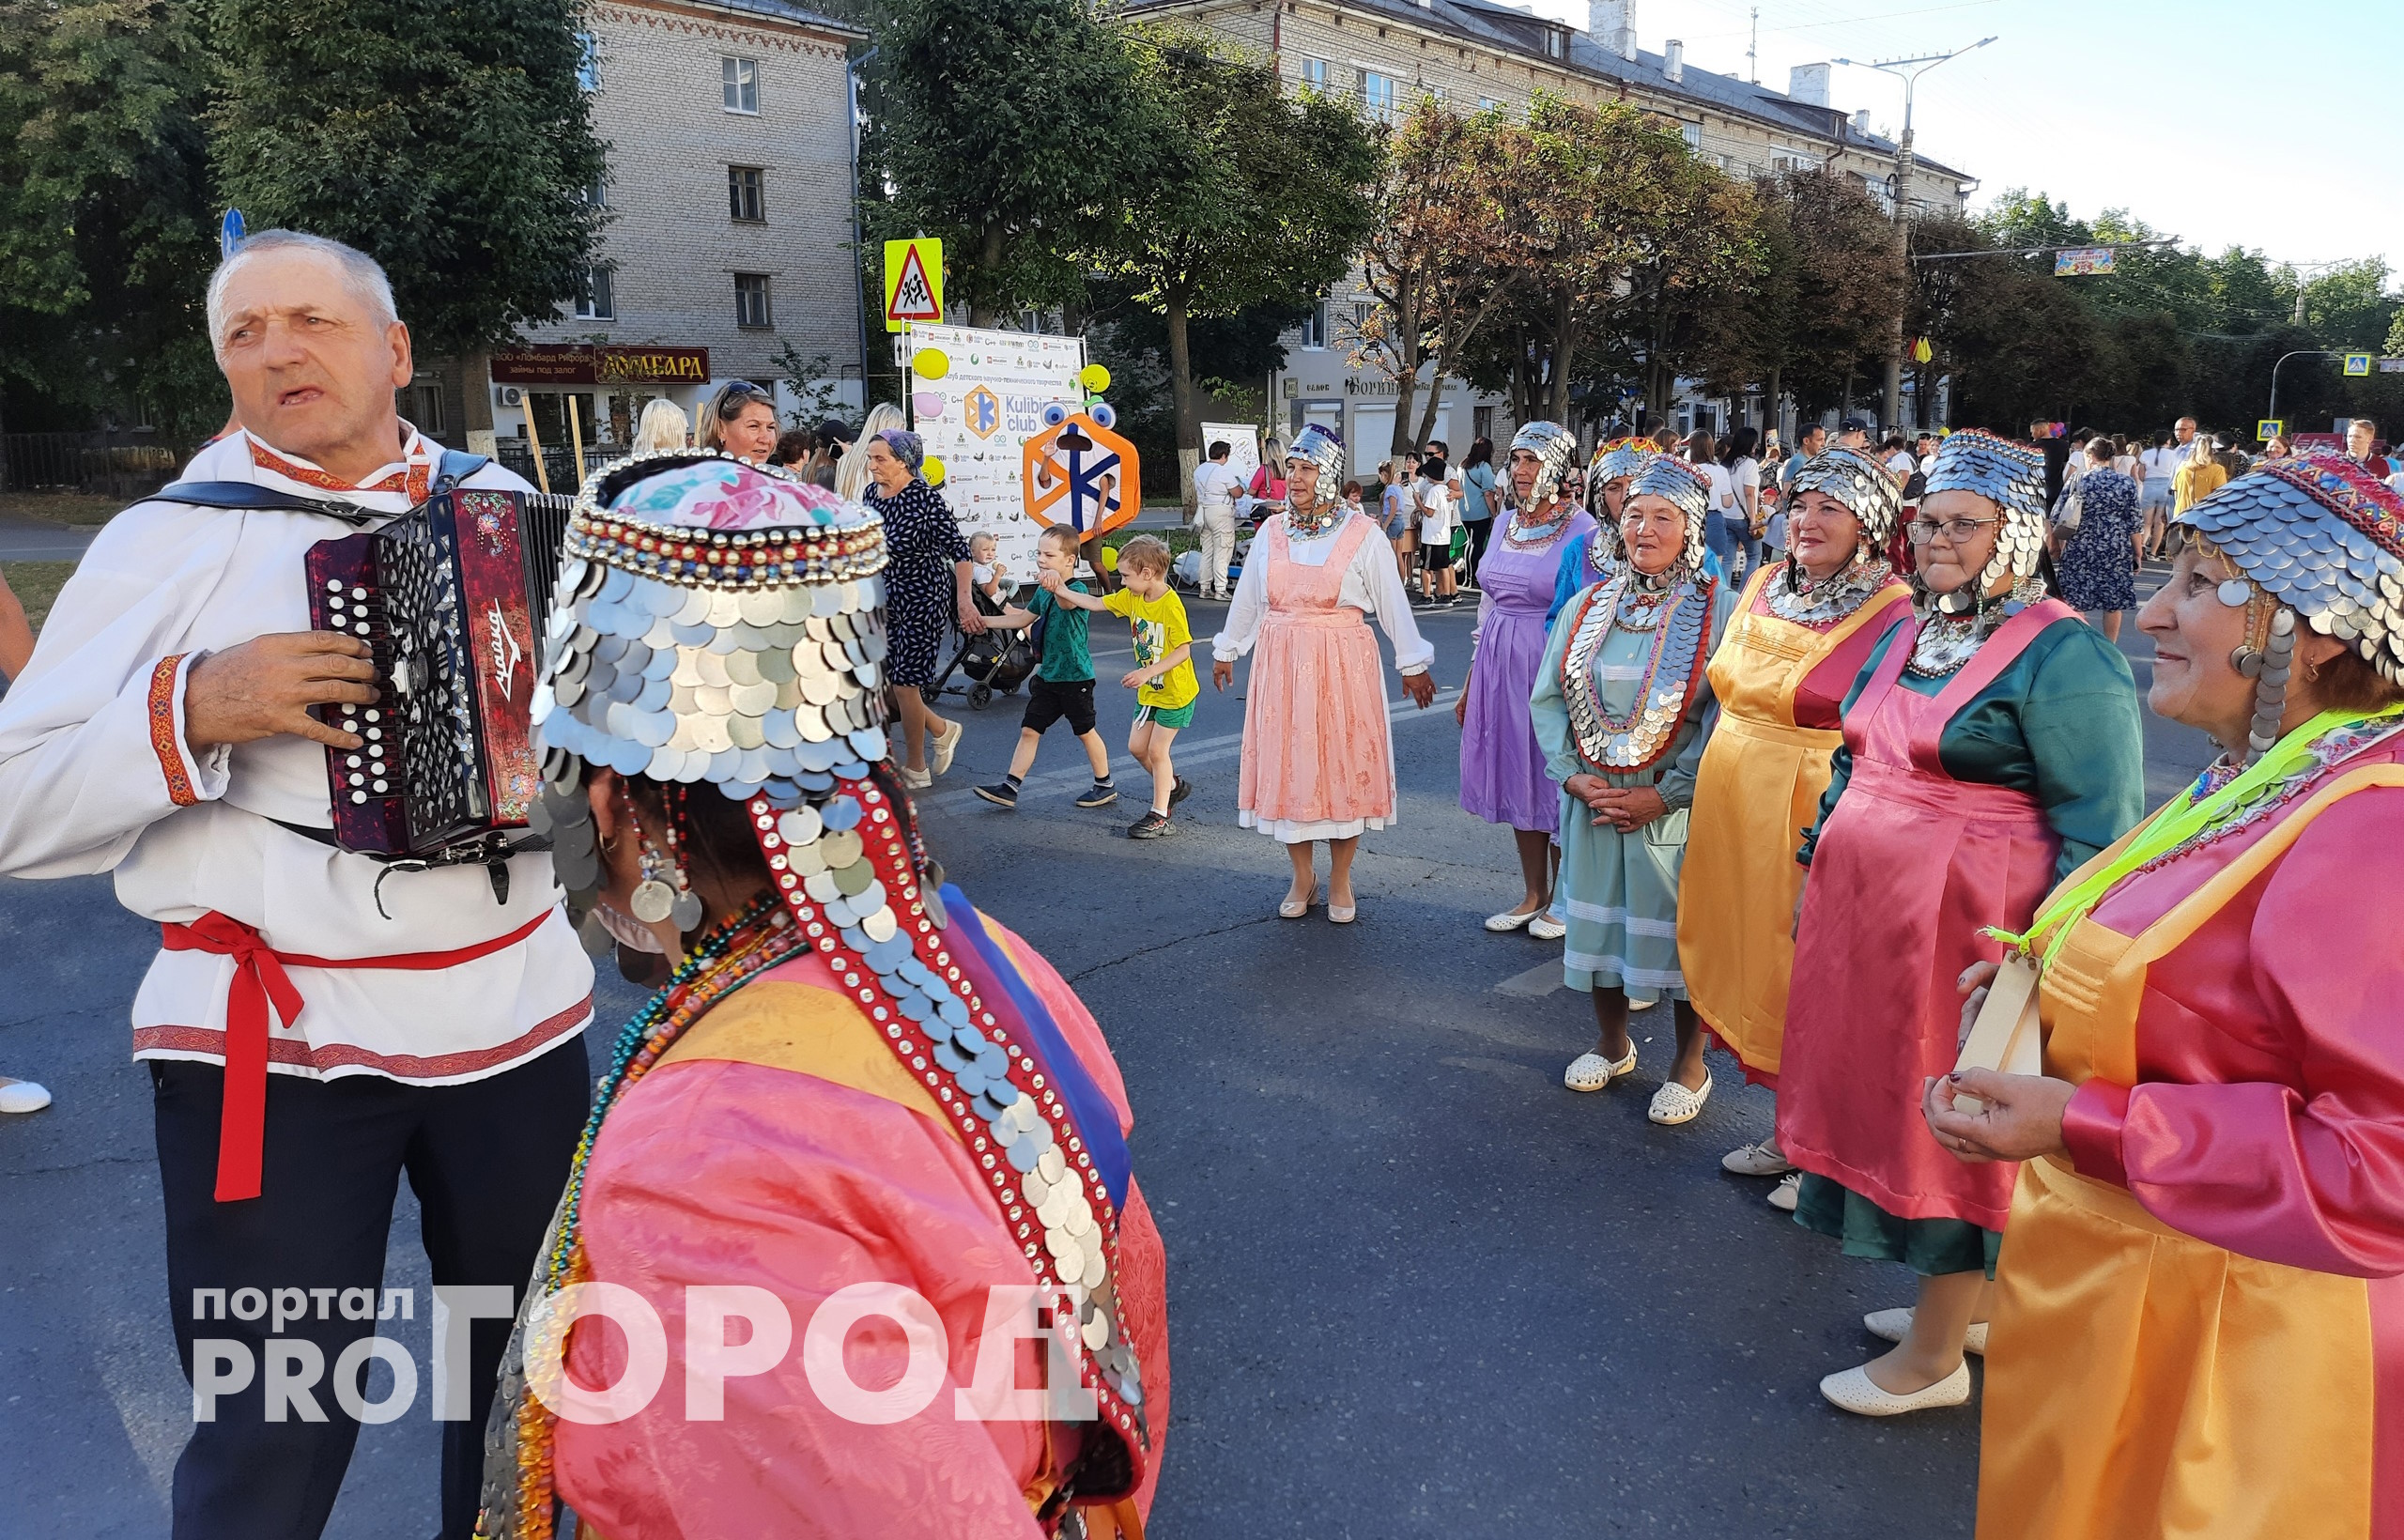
1778, 429, 2145, 1416
700, 379, 782, 465
1531, 456, 1735, 1123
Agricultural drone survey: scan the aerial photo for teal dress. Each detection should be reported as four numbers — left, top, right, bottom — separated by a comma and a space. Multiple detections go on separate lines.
1531, 577, 1738, 998
1795, 615, 2146, 1275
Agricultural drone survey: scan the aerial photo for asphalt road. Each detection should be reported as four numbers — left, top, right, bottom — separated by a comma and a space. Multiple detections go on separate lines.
0, 570, 2213, 1539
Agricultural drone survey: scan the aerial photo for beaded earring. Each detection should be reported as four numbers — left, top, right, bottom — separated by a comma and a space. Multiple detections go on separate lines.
623, 786, 701, 930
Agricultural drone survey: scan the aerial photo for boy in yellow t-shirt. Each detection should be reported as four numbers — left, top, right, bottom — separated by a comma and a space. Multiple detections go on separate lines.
1040, 534, 1196, 838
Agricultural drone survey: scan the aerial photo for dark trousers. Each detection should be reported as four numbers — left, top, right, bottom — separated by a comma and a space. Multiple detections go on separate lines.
1463, 516, 1494, 583
153, 1039, 590, 1540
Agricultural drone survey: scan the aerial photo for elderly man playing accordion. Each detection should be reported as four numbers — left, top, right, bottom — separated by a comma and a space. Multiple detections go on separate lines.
0, 230, 593, 1540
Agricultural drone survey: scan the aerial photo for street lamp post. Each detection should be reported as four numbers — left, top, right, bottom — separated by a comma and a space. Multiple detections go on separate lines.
2267, 350, 2339, 433
1835, 38, 1995, 437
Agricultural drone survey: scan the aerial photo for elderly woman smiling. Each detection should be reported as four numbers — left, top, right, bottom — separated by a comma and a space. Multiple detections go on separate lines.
1926, 455, 2404, 1540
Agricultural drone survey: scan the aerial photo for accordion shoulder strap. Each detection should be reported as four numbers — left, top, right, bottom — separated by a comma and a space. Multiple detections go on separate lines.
147, 449, 495, 525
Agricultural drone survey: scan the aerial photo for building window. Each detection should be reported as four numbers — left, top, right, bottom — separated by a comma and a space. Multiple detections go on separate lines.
1479, 95, 1505, 112
728, 166, 765, 223
573, 266, 615, 321
734, 272, 772, 329
410, 382, 447, 436
1680, 122, 1702, 151
575, 31, 599, 92
1359, 69, 1398, 124
1545, 27, 1564, 57
722, 56, 758, 114
1302, 56, 1329, 89
1301, 298, 1329, 350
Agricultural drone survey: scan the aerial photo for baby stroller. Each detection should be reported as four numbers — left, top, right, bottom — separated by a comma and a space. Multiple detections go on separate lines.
925, 584, 1037, 710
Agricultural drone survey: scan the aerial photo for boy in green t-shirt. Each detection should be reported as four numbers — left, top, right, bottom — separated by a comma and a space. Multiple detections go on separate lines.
1040, 534, 1195, 839
974, 524, 1118, 810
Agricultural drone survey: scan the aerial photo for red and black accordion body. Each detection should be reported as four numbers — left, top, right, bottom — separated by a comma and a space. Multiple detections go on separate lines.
305, 488, 576, 860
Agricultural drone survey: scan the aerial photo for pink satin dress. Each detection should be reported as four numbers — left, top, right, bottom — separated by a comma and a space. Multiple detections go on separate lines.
1778, 600, 2077, 1233
1235, 515, 1396, 839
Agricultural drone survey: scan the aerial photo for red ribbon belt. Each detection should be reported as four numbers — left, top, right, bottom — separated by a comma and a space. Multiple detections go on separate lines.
160, 909, 555, 1202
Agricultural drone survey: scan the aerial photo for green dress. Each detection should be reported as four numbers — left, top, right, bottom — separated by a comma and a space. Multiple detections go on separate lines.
1795, 615, 2146, 1275
1531, 577, 1738, 998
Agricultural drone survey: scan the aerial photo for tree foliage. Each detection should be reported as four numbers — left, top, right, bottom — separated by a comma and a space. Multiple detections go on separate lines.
0, 0, 218, 433
210, 0, 607, 356
860, 0, 1169, 324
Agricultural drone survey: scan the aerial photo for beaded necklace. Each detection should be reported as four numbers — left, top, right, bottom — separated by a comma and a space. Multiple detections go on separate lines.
1285, 496, 1344, 540
1502, 499, 1575, 551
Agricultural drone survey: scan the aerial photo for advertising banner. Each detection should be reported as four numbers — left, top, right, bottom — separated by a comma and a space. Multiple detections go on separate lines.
904, 323, 1086, 574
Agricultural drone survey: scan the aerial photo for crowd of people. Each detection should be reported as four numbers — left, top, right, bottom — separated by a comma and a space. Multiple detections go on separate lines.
4, 223, 2404, 1540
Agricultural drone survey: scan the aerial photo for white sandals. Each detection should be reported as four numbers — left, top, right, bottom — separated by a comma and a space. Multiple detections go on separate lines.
1817, 1361, 1972, 1416
1646, 1074, 1713, 1125
1527, 914, 1566, 940
1563, 1044, 1638, 1092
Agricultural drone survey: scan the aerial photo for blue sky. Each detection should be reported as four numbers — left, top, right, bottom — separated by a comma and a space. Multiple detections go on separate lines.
1515, 0, 2403, 273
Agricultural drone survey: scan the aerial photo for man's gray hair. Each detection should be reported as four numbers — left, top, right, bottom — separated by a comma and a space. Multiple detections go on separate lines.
205, 230, 400, 360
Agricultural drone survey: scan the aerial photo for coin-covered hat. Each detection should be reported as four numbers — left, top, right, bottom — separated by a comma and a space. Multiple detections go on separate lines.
1589, 435, 1657, 492
1286, 423, 1345, 491
1510, 420, 1579, 506
530, 452, 890, 949
1919, 428, 2048, 594
1786, 446, 1905, 547
1623, 454, 1713, 583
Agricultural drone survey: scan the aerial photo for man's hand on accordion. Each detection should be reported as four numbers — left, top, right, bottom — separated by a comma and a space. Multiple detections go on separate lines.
184, 631, 378, 752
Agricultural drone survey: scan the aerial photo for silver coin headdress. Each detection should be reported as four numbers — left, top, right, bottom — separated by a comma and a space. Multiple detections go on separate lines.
530, 452, 890, 950
2178, 454, 2404, 757
1511, 420, 1579, 507
1622, 454, 1713, 585
1916, 429, 2049, 608
1786, 446, 1904, 548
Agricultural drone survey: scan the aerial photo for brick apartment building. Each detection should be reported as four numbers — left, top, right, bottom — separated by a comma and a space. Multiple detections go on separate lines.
1131, 0, 1974, 470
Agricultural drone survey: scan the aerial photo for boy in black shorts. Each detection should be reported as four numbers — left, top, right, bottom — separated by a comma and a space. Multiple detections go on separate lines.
974, 524, 1118, 808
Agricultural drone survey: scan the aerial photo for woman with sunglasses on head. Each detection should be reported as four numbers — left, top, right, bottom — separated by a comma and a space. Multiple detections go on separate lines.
862, 427, 979, 789
1777, 429, 2146, 1416
1929, 456, 2404, 1540
700, 379, 782, 465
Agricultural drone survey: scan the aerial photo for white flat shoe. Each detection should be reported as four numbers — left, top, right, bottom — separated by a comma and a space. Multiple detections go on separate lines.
1864, 1307, 1988, 1357
1768, 1172, 1801, 1211
0, 1078, 52, 1114
1628, 994, 1659, 1009
930, 719, 963, 776
1563, 1045, 1638, 1092
1647, 1074, 1713, 1125
1484, 906, 1540, 932
1818, 1360, 1972, 1416
1722, 1140, 1795, 1177
1527, 915, 1566, 941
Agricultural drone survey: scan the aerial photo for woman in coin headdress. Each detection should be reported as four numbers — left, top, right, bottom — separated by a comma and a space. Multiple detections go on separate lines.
1211, 424, 1437, 924
861, 426, 980, 790
478, 454, 1168, 1540
1777, 428, 2145, 1418
1456, 422, 1594, 934
1530, 456, 1736, 1122
1925, 454, 2404, 1540
1547, 437, 1657, 627
1675, 447, 1913, 1186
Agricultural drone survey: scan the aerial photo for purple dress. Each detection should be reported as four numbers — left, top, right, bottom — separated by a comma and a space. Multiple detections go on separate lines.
1459, 509, 1596, 832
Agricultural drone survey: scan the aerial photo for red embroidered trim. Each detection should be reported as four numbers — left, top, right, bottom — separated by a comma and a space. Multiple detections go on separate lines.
148, 654, 197, 807
249, 438, 428, 502
131, 993, 593, 1079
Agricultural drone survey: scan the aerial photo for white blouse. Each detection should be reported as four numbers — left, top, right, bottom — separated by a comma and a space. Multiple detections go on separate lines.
1211, 511, 1434, 673
0, 429, 594, 1086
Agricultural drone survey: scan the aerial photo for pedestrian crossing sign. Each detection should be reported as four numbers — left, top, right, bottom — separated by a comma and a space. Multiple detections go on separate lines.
2258, 420, 2284, 440
2345, 353, 2373, 377
884, 239, 944, 332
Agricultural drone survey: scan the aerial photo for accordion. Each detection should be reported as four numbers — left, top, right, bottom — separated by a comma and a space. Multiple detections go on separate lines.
306, 487, 576, 861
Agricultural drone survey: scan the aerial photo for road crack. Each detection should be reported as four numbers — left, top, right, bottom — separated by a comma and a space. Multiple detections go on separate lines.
1066, 911, 1283, 982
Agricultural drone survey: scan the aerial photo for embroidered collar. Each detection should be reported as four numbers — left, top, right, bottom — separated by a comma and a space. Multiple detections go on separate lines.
1502, 499, 1577, 551
247, 426, 432, 503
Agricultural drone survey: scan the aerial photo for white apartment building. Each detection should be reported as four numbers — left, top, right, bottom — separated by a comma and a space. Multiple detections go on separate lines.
474, 0, 869, 464
1131, 0, 1975, 470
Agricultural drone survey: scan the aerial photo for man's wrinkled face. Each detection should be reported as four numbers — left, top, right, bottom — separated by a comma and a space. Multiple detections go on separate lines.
215, 249, 410, 466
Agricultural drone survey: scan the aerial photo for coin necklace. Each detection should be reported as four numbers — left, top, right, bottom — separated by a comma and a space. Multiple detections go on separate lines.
1502, 498, 1575, 551
1285, 494, 1343, 539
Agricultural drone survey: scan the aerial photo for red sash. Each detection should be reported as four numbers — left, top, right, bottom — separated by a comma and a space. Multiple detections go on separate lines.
160, 908, 554, 1201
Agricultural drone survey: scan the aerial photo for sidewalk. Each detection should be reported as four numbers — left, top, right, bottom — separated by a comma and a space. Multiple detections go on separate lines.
0, 516, 99, 562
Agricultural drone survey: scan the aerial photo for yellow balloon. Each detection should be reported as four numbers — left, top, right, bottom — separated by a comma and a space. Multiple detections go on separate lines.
1078, 363, 1112, 393
913, 348, 950, 379
923, 455, 947, 486
1100, 544, 1119, 572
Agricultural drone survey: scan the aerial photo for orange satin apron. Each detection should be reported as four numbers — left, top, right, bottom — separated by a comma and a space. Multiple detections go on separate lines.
1677, 567, 1907, 1077
1980, 764, 2404, 1540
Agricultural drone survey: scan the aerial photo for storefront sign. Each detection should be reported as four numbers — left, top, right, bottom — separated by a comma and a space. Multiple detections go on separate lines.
490, 346, 711, 386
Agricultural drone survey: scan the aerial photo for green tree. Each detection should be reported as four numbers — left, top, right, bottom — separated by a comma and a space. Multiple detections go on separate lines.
1095, 30, 1376, 497
0, 0, 218, 436
209, 0, 605, 356
861, 0, 1166, 325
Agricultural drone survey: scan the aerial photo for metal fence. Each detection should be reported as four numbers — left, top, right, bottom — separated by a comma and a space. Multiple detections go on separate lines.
2, 432, 186, 498
491, 440, 613, 494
